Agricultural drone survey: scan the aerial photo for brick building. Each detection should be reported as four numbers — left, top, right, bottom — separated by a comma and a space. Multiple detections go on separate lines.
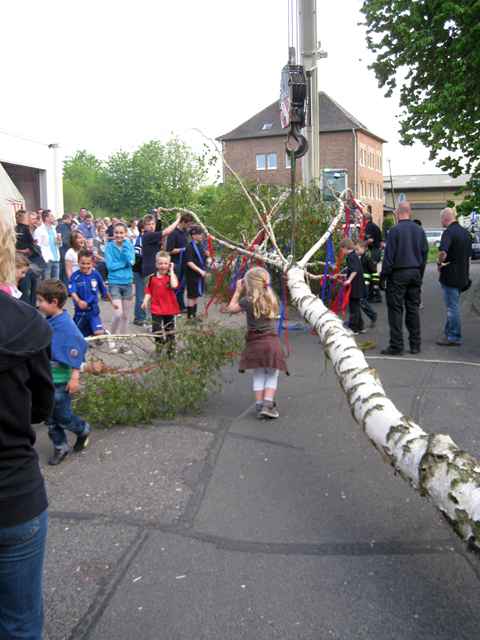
218, 92, 386, 222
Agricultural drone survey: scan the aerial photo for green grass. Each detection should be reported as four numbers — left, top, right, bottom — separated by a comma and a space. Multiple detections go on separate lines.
428, 245, 439, 263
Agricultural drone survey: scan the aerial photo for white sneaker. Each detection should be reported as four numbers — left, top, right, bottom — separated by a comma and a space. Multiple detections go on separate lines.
108, 340, 118, 353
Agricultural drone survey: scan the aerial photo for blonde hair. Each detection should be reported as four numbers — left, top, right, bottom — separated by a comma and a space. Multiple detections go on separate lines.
156, 251, 171, 261
0, 206, 16, 285
244, 267, 279, 319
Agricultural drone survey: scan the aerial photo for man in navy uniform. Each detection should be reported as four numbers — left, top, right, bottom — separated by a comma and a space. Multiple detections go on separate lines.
380, 201, 428, 355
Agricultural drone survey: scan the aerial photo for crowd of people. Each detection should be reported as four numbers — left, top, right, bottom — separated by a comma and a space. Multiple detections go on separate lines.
14, 206, 210, 345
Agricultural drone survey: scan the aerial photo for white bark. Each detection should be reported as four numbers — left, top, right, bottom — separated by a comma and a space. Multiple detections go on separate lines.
287, 266, 480, 547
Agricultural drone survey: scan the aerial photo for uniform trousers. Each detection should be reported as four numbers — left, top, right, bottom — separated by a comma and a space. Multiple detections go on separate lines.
385, 268, 422, 351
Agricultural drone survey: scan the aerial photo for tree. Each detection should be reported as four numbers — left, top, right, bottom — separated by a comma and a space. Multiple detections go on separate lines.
63, 151, 107, 212
63, 139, 207, 218
101, 139, 207, 217
361, 1, 480, 186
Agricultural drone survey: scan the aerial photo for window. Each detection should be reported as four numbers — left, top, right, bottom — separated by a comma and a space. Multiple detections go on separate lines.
256, 153, 277, 171
256, 154, 266, 171
261, 123, 273, 131
267, 153, 277, 170
285, 152, 291, 169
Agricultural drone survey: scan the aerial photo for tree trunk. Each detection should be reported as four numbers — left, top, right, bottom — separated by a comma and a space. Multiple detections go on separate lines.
287, 265, 480, 548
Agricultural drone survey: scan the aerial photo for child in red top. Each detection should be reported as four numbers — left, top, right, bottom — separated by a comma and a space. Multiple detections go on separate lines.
142, 251, 180, 356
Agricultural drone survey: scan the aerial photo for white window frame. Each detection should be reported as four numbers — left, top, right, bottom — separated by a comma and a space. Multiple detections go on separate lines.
256, 154, 266, 171
285, 152, 291, 169
267, 152, 277, 170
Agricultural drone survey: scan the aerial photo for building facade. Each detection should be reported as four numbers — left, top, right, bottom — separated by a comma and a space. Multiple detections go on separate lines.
218, 93, 386, 222
384, 174, 470, 228
0, 131, 64, 218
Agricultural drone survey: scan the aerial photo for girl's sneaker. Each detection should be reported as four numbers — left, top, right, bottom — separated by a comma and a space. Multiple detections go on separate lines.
260, 403, 280, 419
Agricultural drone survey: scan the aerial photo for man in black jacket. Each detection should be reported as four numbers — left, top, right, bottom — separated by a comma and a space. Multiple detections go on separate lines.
0, 290, 54, 639
380, 201, 428, 355
436, 207, 472, 346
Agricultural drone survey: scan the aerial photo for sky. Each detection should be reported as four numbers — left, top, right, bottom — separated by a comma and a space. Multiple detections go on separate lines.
0, 0, 440, 177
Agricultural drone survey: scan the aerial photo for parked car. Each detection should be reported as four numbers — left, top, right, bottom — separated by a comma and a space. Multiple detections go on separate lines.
424, 228, 443, 248
471, 231, 480, 260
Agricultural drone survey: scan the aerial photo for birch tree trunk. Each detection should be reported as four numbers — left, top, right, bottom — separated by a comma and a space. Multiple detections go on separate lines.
287, 265, 480, 548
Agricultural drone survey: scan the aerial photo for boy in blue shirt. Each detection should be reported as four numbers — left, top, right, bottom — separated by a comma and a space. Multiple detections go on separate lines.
36, 279, 91, 466
69, 250, 118, 337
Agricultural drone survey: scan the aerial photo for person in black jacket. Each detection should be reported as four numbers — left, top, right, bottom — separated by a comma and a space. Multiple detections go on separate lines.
436, 207, 472, 346
0, 288, 54, 639
140, 211, 181, 279
339, 238, 366, 334
15, 209, 42, 306
165, 213, 194, 312
380, 201, 428, 355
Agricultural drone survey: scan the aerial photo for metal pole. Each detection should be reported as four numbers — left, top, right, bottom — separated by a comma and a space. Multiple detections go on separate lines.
290, 154, 297, 259
299, 0, 326, 186
388, 159, 396, 210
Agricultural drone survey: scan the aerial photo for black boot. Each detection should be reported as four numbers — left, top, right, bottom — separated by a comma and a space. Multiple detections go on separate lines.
48, 448, 69, 466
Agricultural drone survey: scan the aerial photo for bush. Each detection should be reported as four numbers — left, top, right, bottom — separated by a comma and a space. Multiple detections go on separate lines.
74, 323, 243, 428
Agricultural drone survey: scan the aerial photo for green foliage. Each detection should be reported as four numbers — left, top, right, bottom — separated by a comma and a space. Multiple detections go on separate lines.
361, 1, 480, 187
382, 214, 395, 237
74, 324, 243, 428
195, 180, 334, 262
455, 178, 480, 217
63, 151, 108, 213
63, 139, 207, 218
194, 180, 264, 242
428, 245, 439, 264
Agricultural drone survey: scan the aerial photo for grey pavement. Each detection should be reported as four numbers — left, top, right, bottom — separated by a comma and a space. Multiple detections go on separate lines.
37, 263, 480, 640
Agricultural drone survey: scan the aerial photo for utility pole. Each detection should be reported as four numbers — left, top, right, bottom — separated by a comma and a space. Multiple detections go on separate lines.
298, 0, 327, 186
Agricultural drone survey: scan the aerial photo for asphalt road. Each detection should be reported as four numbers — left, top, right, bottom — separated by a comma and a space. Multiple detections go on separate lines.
37, 263, 480, 640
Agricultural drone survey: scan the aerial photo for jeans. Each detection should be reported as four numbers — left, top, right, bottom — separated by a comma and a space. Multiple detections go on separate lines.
441, 284, 462, 343
0, 510, 48, 640
386, 268, 422, 351
46, 384, 90, 452
133, 271, 146, 322
59, 247, 68, 285
44, 261, 60, 280
109, 283, 133, 300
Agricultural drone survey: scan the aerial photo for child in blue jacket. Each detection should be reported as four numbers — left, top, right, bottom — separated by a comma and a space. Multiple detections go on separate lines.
36, 279, 90, 466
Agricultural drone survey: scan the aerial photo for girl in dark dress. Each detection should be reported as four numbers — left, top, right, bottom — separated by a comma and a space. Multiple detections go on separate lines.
227, 266, 288, 419
185, 226, 207, 320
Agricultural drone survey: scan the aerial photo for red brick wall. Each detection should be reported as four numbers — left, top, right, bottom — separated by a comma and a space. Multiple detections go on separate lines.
222, 131, 385, 223
319, 131, 355, 188
222, 138, 301, 185
356, 131, 384, 224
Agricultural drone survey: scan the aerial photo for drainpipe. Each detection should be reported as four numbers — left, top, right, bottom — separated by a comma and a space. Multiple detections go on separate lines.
352, 128, 358, 197
48, 143, 64, 216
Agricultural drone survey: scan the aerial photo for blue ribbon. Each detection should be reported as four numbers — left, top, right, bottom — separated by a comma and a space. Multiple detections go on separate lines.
321, 237, 336, 304
191, 241, 206, 296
